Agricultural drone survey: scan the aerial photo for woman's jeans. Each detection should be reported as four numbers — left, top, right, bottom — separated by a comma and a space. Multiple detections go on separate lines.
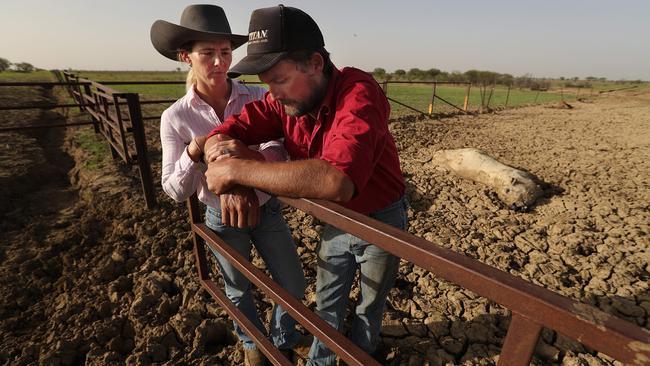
307, 196, 408, 366
204, 197, 305, 350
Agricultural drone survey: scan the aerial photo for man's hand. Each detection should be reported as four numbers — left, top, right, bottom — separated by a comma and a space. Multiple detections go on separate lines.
205, 159, 237, 195
220, 186, 260, 228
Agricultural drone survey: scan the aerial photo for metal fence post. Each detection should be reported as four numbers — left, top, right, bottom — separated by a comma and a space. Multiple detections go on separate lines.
428, 83, 437, 114
125, 93, 156, 209
486, 84, 495, 110
505, 85, 511, 107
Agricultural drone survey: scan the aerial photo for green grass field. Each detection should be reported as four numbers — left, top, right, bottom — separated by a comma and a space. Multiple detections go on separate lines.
67, 71, 581, 118
2, 70, 646, 119
0, 70, 56, 82
384, 83, 572, 116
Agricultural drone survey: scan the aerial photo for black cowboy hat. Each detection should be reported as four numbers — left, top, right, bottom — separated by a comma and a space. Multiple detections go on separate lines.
150, 4, 249, 61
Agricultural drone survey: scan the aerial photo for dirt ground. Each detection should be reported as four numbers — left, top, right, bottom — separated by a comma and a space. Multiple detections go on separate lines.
0, 85, 648, 366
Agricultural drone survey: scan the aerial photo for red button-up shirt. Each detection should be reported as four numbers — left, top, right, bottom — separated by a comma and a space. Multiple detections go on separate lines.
208, 66, 405, 214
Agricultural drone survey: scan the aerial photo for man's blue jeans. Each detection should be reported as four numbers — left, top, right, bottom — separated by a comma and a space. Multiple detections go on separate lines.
205, 197, 306, 350
307, 196, 408, 366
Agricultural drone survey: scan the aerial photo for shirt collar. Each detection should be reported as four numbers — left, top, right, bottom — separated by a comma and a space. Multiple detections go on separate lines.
315, 65, 341, 120
186, 79, 252, 108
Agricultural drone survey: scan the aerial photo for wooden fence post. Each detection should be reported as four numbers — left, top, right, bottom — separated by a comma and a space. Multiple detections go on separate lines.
505, 85, 511, 107
125, 93, 156, 209
428, 83, 437, 114
463, 83, 471, 111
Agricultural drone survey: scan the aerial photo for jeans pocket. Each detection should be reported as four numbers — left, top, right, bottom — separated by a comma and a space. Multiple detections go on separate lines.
205, 207, 224, 229
370, 197, 407, 231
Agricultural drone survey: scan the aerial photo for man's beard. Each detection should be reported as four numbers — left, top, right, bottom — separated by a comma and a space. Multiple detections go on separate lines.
281, 79, 328, 117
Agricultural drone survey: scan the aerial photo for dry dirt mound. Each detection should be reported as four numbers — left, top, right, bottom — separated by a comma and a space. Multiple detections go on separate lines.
1, 87, 648, 365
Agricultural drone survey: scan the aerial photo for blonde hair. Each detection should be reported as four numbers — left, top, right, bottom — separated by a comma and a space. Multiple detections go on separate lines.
177, 42, 196, 92
185, 69, 196, 92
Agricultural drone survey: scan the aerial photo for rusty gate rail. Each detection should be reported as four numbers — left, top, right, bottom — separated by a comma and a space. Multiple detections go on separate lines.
187, 194, 650, 366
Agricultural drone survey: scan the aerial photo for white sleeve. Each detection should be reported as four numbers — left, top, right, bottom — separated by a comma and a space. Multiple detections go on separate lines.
259, 139, 288, 162
160, 109, 206, 202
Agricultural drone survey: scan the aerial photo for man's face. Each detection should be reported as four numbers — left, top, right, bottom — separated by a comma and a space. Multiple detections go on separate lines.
259, 58, 326, 116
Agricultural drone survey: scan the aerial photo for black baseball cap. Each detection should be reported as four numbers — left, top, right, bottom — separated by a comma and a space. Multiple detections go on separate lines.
227, 5, 324, 78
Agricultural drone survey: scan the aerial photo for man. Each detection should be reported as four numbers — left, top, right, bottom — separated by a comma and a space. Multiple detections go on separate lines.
203, 5, 407, 365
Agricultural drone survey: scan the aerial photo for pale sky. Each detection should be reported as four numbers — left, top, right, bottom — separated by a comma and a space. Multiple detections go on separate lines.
2, 0, 648, 80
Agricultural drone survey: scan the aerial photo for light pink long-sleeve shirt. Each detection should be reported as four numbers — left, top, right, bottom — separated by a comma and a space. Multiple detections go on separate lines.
160, 81, 285, 209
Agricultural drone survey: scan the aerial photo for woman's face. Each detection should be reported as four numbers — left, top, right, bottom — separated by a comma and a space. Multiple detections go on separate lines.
182, 39, 233, 86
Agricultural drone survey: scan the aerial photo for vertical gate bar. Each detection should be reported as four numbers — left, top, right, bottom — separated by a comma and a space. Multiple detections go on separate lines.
125, 93, 156, 209
99, 93, 120, 159
505, 85, 511, 107
498, 313, 542, 366
83, 84, 99, 133
112, 95, 132, 164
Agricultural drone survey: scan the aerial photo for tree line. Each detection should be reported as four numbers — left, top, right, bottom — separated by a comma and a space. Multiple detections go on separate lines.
370, 67, 644, 89
0, 58, 36, 72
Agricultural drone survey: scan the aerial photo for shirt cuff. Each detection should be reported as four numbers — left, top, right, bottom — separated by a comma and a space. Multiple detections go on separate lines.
259, 147, 285, 162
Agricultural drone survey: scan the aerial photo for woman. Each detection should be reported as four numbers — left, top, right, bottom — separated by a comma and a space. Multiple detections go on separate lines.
150, 5, 305, 365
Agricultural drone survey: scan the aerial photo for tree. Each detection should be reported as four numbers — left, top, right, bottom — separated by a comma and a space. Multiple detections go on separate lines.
464, 69, 480, 84
425, 68, 441, 80
497, 73, 514, 86
14, 62, 35, 72
394, 69, 406, 77
406, 68, 424, 81
371, 67, 387, 80
0, 58, 10, 72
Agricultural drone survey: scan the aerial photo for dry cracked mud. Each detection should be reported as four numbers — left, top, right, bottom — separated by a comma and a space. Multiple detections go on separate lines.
1, 85, 648, 365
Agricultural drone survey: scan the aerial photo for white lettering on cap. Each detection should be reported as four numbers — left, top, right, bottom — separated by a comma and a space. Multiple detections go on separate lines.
248, 29, 269, 44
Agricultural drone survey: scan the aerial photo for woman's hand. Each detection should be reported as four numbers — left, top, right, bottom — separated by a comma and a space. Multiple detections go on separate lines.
187, 135, 208, 162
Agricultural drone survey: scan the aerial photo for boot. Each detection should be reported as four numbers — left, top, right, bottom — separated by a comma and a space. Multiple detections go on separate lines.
244, 348, 267, 366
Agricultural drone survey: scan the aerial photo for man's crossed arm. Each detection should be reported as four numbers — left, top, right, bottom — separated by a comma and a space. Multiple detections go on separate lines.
204, 134, 354, 228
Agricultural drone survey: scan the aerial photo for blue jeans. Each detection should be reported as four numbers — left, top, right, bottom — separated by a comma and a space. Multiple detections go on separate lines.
307, 197, 408, 366
204, 197, 306, 350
